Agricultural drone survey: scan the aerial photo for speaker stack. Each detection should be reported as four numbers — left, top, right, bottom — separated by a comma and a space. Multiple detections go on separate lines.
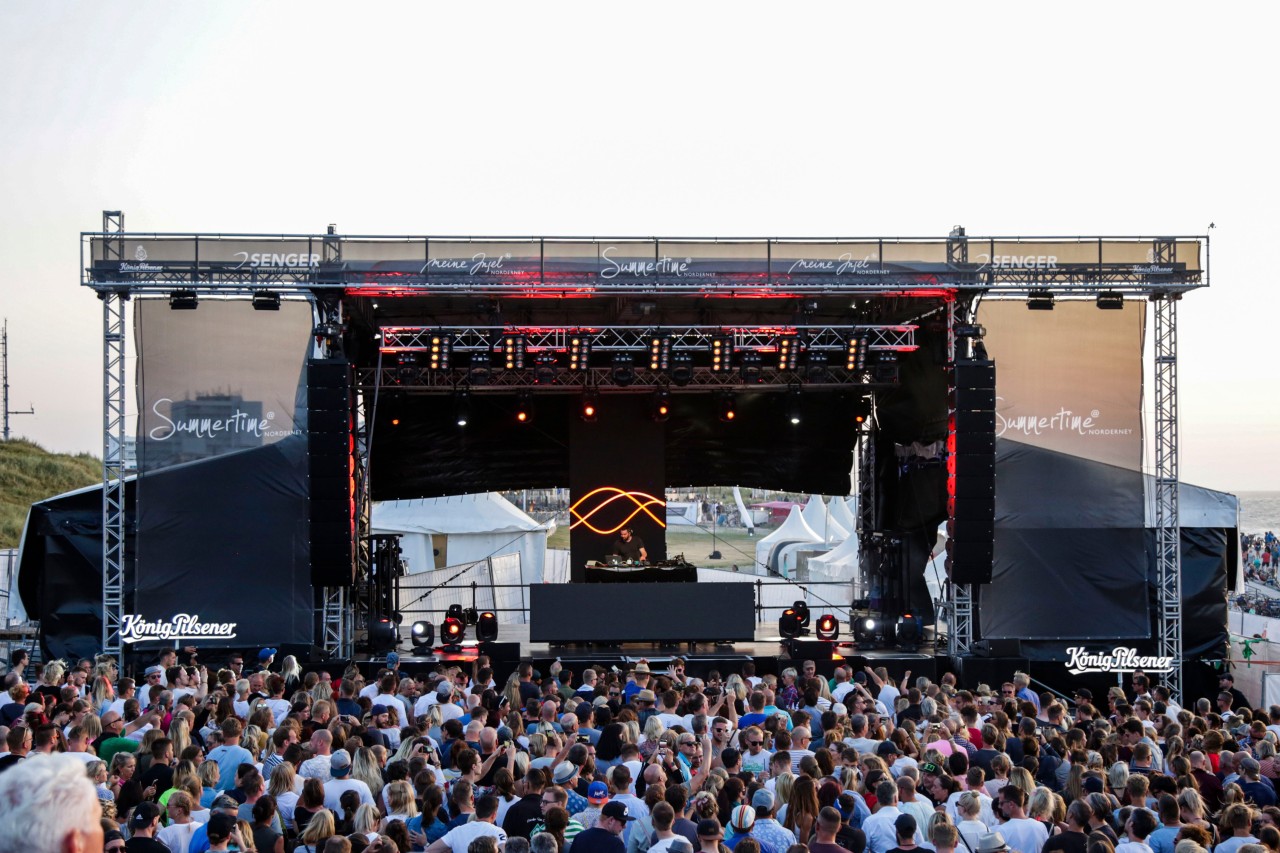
308, 358, 356, 587
948, 359, 996, 585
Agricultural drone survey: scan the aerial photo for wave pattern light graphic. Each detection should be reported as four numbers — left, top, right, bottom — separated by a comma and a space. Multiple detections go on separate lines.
569, 487, 667, 534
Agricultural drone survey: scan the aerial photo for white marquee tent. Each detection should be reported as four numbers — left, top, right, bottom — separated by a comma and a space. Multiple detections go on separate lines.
802, 494, 850, 545
754, 506, 823, 577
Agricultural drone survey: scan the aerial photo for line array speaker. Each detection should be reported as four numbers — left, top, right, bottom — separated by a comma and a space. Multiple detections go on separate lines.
308, 358, 355, 587
949, 358, 996, 585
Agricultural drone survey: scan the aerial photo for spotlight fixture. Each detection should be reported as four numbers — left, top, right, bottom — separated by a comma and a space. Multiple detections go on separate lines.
580, 389, 599, 423
251, 291, 281, 311
791, 600, 811, 629
396, 351, 419, 369
651, 388, 671, 422
718, 393, 736, 423
429, 335, 452, 371
777, 336, 801, 370
367, 618, 398, 653
568, 335, 592, 371
895, 612, 923, 649
462, 606, 480, 626
954, 323, 986, 339
739, 351, 764, 383
1027, 293, 1055, 311
440, 616, 465, 648
502, 334, 527, 369
874, 351, 900, 384
514, 392, 535, 425
786, 386, 802, 425
476, 611, 499, 642
804, 351, 830, 381
533, 352, 558, 384
1096, 292, 1124, 310
411, 620, 434, 653
710, 336, 732, 373
853, 616, 883, 647
669, 354, 694, 386
816, 614, 840, 641
611, 354, 636, 387
169, 290, 199, 310
779, 608, 802, 639
454, 392, 471, 428
467, 351, 493, 384
446, 604, 464, 620
845, 335, 869, 370
649, 335, 672, 371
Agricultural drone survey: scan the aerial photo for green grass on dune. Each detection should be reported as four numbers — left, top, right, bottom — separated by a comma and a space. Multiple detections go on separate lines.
0, 439, 101, 548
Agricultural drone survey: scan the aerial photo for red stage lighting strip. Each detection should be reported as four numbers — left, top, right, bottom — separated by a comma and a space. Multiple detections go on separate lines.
569, 487, 667, 534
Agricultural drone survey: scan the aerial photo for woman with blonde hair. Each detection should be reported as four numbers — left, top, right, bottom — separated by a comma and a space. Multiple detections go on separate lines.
351, 747, 386, 805
280, 655, 303, 695
269, 761, 301, 829
956, 792, 987, 851
91, 675, 115, 715
197, 761, 221, 808
293, 805, 335, 853
639, 716, 666, 758
774, 773, 796, 816
381, 779, 419, 829
351, 802, 381, 844
169, 715, 193, 757
1008, 767, 1037, 800
1107, 762, 1129, 796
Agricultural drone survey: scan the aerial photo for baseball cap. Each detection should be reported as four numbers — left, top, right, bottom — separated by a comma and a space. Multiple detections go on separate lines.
330, 749, 352, 776
1083, 775, 1104, 794
131, 802, 162, 828
371, 704, 389, 715
832, 702, 848, 715
206, 812, 237, 843
1073, 688, 1093, 701
211, 794, 240, 812
588, 781, 609, 804
602, 801, 635, 823
730, 805, 757, 831
386, 651, 400, 665
918, 761, 940, 775
876, 740, 900, 757
697, 819, 723, 838
553, 761, 577, 785
751, 789, 775, 810
258, 647, 277, 661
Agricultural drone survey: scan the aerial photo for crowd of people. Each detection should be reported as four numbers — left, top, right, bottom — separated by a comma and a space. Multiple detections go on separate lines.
0, 647, 1276, 853
1242, 534, 1278, 589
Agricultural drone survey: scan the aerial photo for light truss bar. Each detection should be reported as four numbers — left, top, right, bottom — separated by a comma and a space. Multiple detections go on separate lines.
945, 296, 974, 656
1154, 291, 1183, 700
100, 212, 128, 658
379, 325, 919, 353
319, 586, 350, 659
358, 365, 901, 391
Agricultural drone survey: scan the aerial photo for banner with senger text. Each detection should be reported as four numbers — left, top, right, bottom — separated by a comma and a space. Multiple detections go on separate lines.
976, 300, 1149, 640
133, 299, 316, 648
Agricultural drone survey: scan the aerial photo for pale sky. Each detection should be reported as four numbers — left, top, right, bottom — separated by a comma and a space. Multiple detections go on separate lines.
1, 2, 1276, 492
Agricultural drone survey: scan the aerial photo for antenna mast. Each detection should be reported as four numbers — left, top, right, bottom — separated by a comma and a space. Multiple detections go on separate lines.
2, 319, 35, 440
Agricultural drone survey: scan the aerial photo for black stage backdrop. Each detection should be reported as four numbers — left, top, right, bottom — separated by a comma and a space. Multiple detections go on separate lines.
370, 391, 861, 499
133, 300, 314, 648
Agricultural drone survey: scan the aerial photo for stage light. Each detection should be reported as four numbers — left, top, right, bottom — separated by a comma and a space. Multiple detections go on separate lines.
853, 616, 883, 646
649, 335, 672, 371
804, 351, 829, 381
895, 612, 923, 648
711, 336, 732, 373
169, 290, 199, 310
533, 352, 558, 384
739, 351, 764, 383
874, 352, 900, 384
568, 335, 592, 371
669, 354, 694, 386
429, 335, 452, 371
396, 351, 418, 369
252, 291, 281, 311
816, 614, 840, 641
954, 323, 986, 339
368, 618, 398, 653
1027, 293, 1055, 311
411, 620, 434, 653
440, 616, 465, 647
515, 392, 535, 425
463, 606, 480, 625
845, 335, 869, 370
777, 337, 800, 370
1096, 292, 1124, 310
651, 389, 671, 422
446, 604, 464, 620
718, 393, 736, 423
454, 392, 471, 427
581, 389, 599, 423
477, 611, 499, 642
467, 352, 493, 384
611, 354, 636, 387
786, 386, 802, 425
779, 608, 802, 639
792, 600, 810, 628
502, 334, 527, 369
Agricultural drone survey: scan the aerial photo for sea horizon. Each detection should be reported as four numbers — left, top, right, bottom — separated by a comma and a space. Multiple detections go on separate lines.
1238, 491, 1280, 535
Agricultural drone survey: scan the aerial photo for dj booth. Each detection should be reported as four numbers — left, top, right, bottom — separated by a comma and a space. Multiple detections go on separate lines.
586, 558, 697, 583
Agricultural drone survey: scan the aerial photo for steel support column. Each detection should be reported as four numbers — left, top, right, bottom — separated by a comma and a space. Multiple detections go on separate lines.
946, 295, 974, 655
1154, 288, 1183, 700
100, 211, 127, 657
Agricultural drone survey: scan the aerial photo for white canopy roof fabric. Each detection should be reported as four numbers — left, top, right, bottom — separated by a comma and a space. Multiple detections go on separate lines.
802, 494, 850, 544
754, 506, 822, 574
807, 529, 862, 581
829, 496, 858, 533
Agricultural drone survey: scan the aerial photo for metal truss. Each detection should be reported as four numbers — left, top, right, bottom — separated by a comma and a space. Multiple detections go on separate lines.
359, 365, 901, 392
945, 296, 974, 656
379, 324, 918, 353
319, 586, 349, 659
100, 211, 128, 657
1154, 272, 1184, 698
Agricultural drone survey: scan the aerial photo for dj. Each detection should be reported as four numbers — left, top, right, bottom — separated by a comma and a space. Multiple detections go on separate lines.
612, 527, 647, 562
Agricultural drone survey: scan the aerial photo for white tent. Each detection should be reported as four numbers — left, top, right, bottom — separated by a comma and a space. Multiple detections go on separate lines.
807, 529, 862, 583
829, 496, 857, 534
754, 506, 823, 577
372, 492, 553, 583
802, 494, 850, 544
666, 502, 702, 526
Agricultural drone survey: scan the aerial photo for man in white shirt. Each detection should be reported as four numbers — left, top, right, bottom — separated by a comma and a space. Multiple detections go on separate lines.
995, 786, 1047, 853
427, 794, 509, 853
299, 730, 335, 781
863, 780, 926, 853
322, 749, 374, 813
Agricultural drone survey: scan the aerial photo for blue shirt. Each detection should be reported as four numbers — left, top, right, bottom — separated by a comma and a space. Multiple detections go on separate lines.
205, 744, 254, 791
1149, 825, 1180, 853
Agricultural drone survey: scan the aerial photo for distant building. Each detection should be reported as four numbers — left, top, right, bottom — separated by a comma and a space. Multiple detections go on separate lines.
144, 393, 265, 467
